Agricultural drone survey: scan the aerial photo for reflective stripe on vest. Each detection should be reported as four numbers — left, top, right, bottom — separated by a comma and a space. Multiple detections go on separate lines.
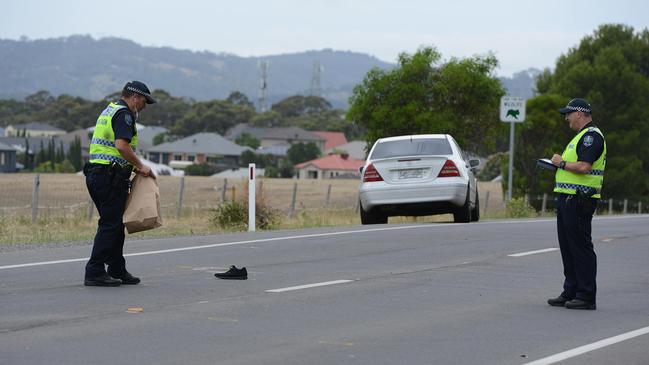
89, 153, 129, 166
88, 102, 138, 167
90, 138, 115, 148
554, 126, 606, 198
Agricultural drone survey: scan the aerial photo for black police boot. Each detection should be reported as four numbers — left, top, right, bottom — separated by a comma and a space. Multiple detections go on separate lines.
214, 266, 247, 280
547, 295, 571, 307
108, 271, 141, 285
565, 298, 596, 310
84, 274, 122, 287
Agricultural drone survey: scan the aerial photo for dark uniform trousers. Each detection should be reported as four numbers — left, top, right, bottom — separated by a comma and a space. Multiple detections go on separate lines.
556, 193, 598, 303
84, 166, 129, 278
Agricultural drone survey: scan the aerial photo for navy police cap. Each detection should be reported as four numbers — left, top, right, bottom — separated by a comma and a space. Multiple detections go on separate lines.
559, 98, 591, 114
124, 81, 157, 104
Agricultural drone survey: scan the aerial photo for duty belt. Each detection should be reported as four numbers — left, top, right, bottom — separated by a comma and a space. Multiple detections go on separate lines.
84, 163, 112, 175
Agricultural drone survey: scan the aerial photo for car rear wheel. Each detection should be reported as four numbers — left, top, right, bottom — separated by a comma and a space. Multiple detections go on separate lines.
471, 189, 480, 222
360, 203, 388, 224
453, 187, 472, 223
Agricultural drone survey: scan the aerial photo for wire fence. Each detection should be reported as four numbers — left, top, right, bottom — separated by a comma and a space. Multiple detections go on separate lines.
2, 174, 646, 223
0, 174, 365, 222
0, 174, 513, 222
526, 193, 649, 216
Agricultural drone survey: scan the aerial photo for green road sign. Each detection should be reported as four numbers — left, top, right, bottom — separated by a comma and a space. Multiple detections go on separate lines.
500, 96, 526, 122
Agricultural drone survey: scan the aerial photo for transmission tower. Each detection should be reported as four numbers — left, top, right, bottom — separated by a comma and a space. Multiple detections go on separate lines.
258, 60, 270, 112
310, 60, 323, 97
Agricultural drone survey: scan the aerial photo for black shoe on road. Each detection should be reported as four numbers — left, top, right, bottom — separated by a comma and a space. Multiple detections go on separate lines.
565, 298, 596, 310
84, 274, 122, 287
109, 271, 141, 285
547, 295, 571, 307
214, 266, 247, 280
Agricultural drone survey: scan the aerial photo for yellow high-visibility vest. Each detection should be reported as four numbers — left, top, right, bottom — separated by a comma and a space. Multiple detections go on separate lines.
88, 102, 138, 167
554, 126, 606, 198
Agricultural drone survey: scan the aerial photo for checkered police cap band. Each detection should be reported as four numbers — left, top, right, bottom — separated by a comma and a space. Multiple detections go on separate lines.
565, 105, 591, 113
126, 86, 150, 97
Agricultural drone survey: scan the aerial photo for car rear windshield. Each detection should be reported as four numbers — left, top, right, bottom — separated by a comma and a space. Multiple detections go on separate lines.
370, 138, 453, 159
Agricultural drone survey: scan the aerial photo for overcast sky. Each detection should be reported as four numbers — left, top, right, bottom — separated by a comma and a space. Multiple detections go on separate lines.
3, 0, 647, 76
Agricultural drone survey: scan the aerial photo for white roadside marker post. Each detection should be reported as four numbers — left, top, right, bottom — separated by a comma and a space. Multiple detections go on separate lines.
248, 163, 256, 232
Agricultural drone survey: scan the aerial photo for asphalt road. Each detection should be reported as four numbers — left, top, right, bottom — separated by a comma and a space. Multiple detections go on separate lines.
1, 216, 649, 365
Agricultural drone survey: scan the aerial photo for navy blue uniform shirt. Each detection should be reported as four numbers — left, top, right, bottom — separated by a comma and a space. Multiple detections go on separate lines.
112, 100, 136, 143
576, 122, 605, 165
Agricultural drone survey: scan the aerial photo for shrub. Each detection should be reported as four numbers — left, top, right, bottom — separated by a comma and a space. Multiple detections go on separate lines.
210, 180, 282, 231
211, 200, 248, 231
185, 163, 217, 176
506, 197, 537, 218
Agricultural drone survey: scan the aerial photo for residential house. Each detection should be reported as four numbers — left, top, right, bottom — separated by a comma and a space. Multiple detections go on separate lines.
295, 153, 365, 179
136, 125, 168, 152
226, 124, 326, 151
256, 143, 291, 158
0, 136, 68, 158
143, 132, 251, 168
311, 131, 347, 150
324, 140, 368, 160
0, 142, 17, 172
0, 135, 81, 171
5, 122, 66, 137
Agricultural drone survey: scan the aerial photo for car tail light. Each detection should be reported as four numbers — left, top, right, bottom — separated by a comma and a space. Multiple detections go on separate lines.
363, 163, 383, 182
438, 159, 460, 177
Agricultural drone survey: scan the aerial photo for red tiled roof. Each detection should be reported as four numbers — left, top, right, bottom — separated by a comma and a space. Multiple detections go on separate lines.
311, 131, 348, 150
295, 153, 364, 170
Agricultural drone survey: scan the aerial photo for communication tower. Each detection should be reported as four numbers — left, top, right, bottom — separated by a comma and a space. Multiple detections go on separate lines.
310, 60, 323, 97
258, 60, 270, 112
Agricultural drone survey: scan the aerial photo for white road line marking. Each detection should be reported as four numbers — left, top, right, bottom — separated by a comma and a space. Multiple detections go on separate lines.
508, 248, 558, 257
0, 225, 437, 270
266, 280, 353, 293
1, 215, 645, 271
523, 326, 649, 365
0, 257, 88, 270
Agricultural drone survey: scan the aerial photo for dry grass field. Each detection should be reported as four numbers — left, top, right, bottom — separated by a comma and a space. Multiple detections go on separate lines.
0, 173, 505, 213
0, 173, 506, 245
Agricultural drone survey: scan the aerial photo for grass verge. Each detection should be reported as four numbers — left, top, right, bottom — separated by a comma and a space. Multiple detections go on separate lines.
1, 208, 521, 247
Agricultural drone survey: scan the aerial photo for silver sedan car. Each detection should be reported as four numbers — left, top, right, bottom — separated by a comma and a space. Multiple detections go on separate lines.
359, 134, 480, 224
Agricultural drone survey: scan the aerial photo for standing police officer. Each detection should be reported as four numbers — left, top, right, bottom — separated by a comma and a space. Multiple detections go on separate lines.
83, 81, 157, 287
547, 98, 606, 310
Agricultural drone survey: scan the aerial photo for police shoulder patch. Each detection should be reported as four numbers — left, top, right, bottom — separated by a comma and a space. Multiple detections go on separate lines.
583, 134, 594, 147
124, 113, 133, 127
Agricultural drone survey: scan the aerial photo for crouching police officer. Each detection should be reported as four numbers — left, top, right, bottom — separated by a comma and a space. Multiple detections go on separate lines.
547, 98, 606, 309
83, 81, 157, 287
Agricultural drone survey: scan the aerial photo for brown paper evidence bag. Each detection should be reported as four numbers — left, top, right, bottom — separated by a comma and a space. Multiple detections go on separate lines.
123, 175, 163, 234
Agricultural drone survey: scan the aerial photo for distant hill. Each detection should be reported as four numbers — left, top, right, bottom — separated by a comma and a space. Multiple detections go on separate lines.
0, 35, 538, 107
0, 35, 395, 108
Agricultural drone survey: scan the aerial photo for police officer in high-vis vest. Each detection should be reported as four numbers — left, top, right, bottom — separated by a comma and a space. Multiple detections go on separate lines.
83, 81, 157, 287
547, 98, 606, 310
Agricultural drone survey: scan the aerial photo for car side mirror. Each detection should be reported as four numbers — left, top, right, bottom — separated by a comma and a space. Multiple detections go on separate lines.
469, 159, 480, 168
359, 166, 364, 174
